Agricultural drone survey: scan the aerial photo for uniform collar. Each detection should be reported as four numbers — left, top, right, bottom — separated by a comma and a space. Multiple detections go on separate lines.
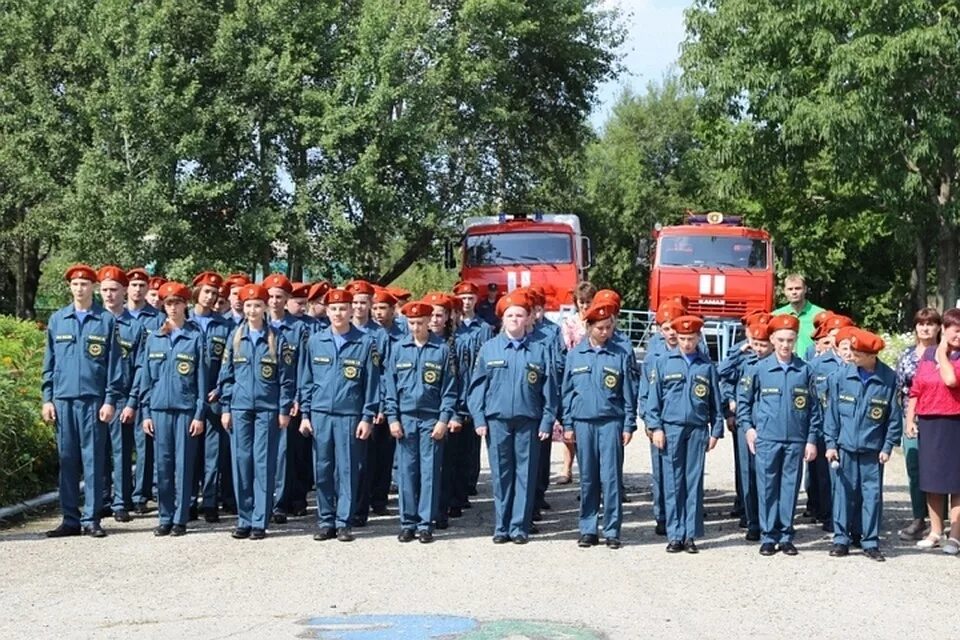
767, 355, 801, 372
321, 325, 363, 343
189, 309, 227, 324
668, 348, 708, 364
401, 334, 440, 349
500, 332, 528, 350
67, 303, 104, 319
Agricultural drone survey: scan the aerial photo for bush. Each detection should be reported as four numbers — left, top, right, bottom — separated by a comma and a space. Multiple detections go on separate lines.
0, 315, 57, 505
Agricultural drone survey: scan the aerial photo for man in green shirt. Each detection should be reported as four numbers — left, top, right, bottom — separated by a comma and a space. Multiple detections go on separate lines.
772, 274, 824, 358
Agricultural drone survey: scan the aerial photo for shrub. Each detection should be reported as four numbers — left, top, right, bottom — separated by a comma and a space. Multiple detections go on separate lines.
0, 315, 57, 505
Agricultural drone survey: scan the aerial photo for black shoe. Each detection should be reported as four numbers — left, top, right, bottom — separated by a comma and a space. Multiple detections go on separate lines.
666, 540, 684, 553
203, 508, 219, 523
398, 529, 416, 543
419, 530, 434, 544
655, 521, 667, 536
801, 509, 812, 518
250, 528, 266, 540
99, 505, 113, 519
829, 544, 849, 557
529, 524, 540, 534
684, 539, 699, 554
371, 504, 389, 517
745, 530, 761, 542
759, 542, 777, 556
578, 534, 599, 548
222, 503, 238, 515
232, 527, 251, 539
863, 547, 885, 562
532, 509, 543, 522
83, 524, 107, 538
292, 506, 308, 517
273, 513, 288, 525
821, 521, 834, 532
435, 519, 449, 530
133, 503, 149, 516
778, 542, 798, 556
313, 527, 337, 541
851, 536, 862, 549
462, 500, 472, 510
492, 534, 510, 544
606, 538, 622, 549
45, 523, 82, 538
537, 499, 551, 511
188, 506, 198, 521
729, 509, 741, 518
448, 506, 463, 518
153, 524, 172, 537
512, 535, 528, 545
738, 517, 748, 529
622, 493, 631, 503
113, 510, 132, 523
350, 516, 368, 528
171, 524, 187, 536
336, 528, 355, 542
468, 487, 478, 496
389, 483, 399, 494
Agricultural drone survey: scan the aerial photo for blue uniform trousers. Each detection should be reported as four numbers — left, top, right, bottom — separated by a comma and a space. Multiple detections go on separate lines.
661, 424, 707, 541
755, 439, 804, 545
535, 439, 552, 505
832, 450, 882, 548
312, 412, 366, 529
467, 428, 482, 494
573, 420, 623, 538
736, 427, 760, 535
732, 429, 743, 516
353, 421, 396, 520
132, 426, 155, 506
153, 409, 200, 526
54, 398, 106, 528
440, 419, 472, 516
805, 434, 832, 523
199, 414, 234, 511
397, 417, 445, 532
275, 414, 312, 515
230, 410, 280, 530
487, 418, 541, 538
104, 411, 134, 512
649, 443, 666, 525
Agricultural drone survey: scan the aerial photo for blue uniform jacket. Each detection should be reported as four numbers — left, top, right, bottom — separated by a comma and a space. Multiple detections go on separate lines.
736, 354, 822, 444
299, 326, 380, 422
561, 339, 638, 433
270, 313, 308, 403
468, 333, 560, 434
113, 310, 145, 410
382, 334, 458, 424
810, 350, 843, 408
644, 349, 724, 438
217, 325, 296, 415
138, 324, 207, 421
824, 362, 903, 455
128, 304, 163, 334
188, 310, 232, 414
637, 338, 670, 421
717, 341, 749, 409
41, 303, 124, 405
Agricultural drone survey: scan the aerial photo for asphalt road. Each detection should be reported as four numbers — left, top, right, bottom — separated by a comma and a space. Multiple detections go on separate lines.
0, 435, 952, 640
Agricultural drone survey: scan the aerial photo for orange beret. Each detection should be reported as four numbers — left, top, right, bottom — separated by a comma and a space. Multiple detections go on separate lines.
192, 271, 223, 289
158, 281, 191, 302
262, 273, 293, 294
824, 314, 855, 332
495, 295, 509, 317
290, 282, 310, 299
225, 273, 251, 289
813, 310, 834, 328
323, 288, 353, 305
741, 309, 770, 326
528, 285, 547, 306
848, 328, 885, 354
126, 268, 150, 284
372, 289, 398, 305
97, 265, 128, 287
453, 281, 480, 296
584, 303, 618, 323
218, 283, 230, 298
498, 291, 532, 315
65, 264, 98, 283
401, 301, 433, 318
308, 281, 331, 302
346, 280, 375, 296
449, 296, 463, 312
148, 276, 167, 291
595, 289, 622, 309
424, 292, 453, 310
834, 325, 857, 344
238, 284, 268, 303
655, 302, 686, 325
667, 295, 690, 308
768, 314, 800, 333
746, 322, 771, 341
811, 323, 830, 340
387, 287, 412, 302
673, 315, 704, 335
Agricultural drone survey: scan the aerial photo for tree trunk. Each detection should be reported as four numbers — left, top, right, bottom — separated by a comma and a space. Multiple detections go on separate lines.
912, 233, 928, 313
937, 220, 959, 310
15, 235, 41, 320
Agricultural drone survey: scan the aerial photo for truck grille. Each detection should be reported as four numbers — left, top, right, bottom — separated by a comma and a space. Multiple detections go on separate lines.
687, 300, 748, 316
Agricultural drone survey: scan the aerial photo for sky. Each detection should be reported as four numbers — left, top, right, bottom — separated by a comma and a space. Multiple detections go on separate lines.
590, 0, 692, 129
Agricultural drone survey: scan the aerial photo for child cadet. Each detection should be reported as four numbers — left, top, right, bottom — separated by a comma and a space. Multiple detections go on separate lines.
645, 315, 724, 553
218, 284, 296, 540
737, 314, 821, 556
299, 288, 380, 542
139, 282, 208, 537
561, 302, 637, 549
824, 328, 902, 562
383, 300, 458, 543
42, 264, 123, 538
468, 291, 560, 544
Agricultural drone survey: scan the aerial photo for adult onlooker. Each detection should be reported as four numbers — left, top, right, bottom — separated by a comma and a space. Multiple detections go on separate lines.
908, 308, 960, 553
772, 274, 825, 358
895, 307, 940, 540
556, 281, 598, 483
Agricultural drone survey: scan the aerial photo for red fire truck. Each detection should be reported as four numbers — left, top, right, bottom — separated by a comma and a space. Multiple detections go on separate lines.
446, 212, 591, 314
647, 211, 775, 318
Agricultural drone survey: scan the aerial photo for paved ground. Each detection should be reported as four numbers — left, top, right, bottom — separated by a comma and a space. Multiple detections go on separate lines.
0, 435, 954, 640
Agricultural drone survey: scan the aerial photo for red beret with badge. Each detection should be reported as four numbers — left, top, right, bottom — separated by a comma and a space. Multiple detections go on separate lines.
824, 314, 855, 333
225, 273, 251, 290
673, 315, 705, 335
372, 288, 398, 305
768, 314, 800, 333
192, 271, 224, 289
453, 281, 480, 296
65, 264, 98, 283
668, 295, 690, 308
655, 302, 686, 325
449, 296, 463, 313
584, 303, 618, 323
528, 285, 547, 307
346, 280, 375, 296
323, 288, 353, 305
238, 283, 268, 303
126, 267, 150, 284
834, 325, 857, 345
387, 287, 412, 302
813, 310, 834, 328
308, 281, 331, 302
424, 291, 453, 310
262, 273, 293, 294
158, 281, 191, 302
97, 265, 128, 287
741, 309, 770, 326
747, 322, 772, 341
148, 276, 167, 291
498, 291, 532, 315
290, 282, 310, 299
401, 301, 433, 318
848, 328, 885, 354
594, 289, 622, 310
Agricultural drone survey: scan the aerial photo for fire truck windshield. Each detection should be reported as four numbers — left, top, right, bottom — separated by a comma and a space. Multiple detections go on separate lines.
466, 232, 572, 266
658, 235, 768, 269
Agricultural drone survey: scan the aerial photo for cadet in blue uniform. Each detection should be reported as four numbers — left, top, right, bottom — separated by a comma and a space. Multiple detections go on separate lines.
299, 288, 380, 542
824, 328, 902, 561
562, 302, 636, 549
189, 271, 234, 521
468, 291, 560, 544
384, 301, 458, 543
219, 284, 296, 540
637, 301, 687, 535
42, 264, 124, 538
139, 282, 208, 536
97, 266, 144, 523
645, 315, 724, 553
223, 273, 251, 327
307, 281, 331, 329
737, 314, 821, 556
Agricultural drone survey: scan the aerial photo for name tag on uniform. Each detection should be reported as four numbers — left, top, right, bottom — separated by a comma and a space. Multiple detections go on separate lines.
792, 387, 808, 396
761, 387, 781, 395
261, 356, 277, 364
571, 366, 590, 374
87, 334, 107, 343
314, 356, 332, 364
342, 358, 361, 367
424, 361, 442, 370
55, 334, 75, 342
233, 356, 249, 363
663, 373, 684, 382
838, 394, 855, 403
118, 339, 133, 349
869, 397, 888, 406
396, 361, 414, 370
527, 363, 543, 373
148, 352, 165, 360
694, 374, 710, 384
486, 360, 506, 368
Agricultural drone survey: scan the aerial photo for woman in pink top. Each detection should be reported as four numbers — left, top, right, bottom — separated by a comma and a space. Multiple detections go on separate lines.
556, 281, 597, 483
907, 308, 960, 553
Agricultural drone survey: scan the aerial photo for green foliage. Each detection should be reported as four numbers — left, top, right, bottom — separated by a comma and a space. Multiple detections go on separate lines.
0, 316, 56, 505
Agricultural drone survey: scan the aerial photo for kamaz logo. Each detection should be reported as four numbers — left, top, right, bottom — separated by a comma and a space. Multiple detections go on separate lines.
698, 298, 725, 305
